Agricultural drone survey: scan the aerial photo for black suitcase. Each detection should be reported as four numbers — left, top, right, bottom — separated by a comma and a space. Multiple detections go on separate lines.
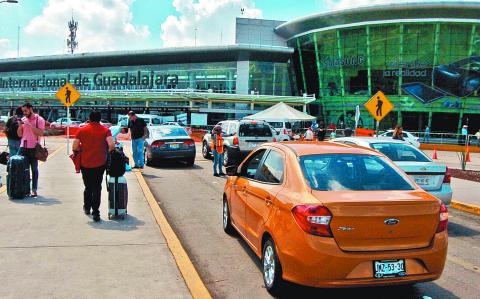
7, 154, 30, 199
107, 176, 128, 219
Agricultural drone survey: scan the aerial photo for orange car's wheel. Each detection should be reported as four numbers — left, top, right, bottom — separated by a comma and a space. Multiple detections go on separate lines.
262, 239, 285, 296
223, 198, 235, 235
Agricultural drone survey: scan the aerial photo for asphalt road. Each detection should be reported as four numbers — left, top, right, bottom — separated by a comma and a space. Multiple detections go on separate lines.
143, 144, 480, 299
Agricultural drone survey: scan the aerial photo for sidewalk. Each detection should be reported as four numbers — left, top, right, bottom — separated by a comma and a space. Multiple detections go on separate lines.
0, 143, 191, 298
450, 178, 480, 215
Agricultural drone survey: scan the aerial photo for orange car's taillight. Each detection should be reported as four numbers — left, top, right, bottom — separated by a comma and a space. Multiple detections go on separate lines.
292, 205, 333, 237
436, 203, 448, 233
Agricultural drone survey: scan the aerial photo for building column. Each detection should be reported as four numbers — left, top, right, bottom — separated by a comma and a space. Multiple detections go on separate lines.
189, 101, 193, 108
250, 102, 254, 111
296, 38, 308, 94
457, 110, 464, 134
468, 24, 478, 57
336, 30, 345, 96
208, 100, 212, 109
432, 23, 441, 88
272, 63, 276, 95
398, 24, 404, 95
397, 109, 402, 126
236, 60, 249, 95
428, 110, 433, 127
313, 32, 324, 97
366, 26, 372, 95
303, 104, 307, 113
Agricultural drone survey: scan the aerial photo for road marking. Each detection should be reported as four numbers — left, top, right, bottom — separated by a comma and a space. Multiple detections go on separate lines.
447, 255, 480, 274
126, 148, 212, 299
0, 144, 66, 195
451, 200, 480, 216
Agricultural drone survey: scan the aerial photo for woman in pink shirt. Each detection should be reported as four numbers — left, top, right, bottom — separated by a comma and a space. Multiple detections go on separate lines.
17, 103, 45, 197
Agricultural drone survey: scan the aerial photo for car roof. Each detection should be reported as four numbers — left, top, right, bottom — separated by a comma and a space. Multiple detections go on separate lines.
270, 141, 383, 157
334, 137, 407, 145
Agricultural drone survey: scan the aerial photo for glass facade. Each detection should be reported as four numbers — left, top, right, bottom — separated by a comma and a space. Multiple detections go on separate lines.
248, 61, 293, 96
291, 22, 480, 97
290, 21, 480, 132
0, 62, 238, 93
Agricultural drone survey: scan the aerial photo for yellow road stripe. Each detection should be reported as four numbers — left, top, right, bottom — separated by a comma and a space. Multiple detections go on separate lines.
0, 144, 66, 194
126, 148, 212, 299
451, 200, 480, 216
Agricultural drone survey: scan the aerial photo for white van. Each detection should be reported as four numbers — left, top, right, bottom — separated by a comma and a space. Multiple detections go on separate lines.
117, 114, 163, 127
267, 121, 293, 141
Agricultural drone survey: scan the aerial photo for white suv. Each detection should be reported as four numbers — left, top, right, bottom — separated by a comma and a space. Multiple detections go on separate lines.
202, 120, 277, 166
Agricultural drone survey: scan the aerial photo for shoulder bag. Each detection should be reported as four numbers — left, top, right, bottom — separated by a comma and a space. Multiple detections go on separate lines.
34, 116, 49, 162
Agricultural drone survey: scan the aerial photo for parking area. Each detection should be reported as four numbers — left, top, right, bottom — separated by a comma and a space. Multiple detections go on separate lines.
141, 143, 480, 299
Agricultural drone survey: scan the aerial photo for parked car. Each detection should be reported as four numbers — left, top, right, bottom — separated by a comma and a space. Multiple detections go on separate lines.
202, 119, 277, 166
331, 137, 452, 204
379, 130, 420, 148
144, 125, 196, 167
267, 121, 293, 141
117, 114, 162, 127
223, 142, 448, 295
49, 118, 82, 129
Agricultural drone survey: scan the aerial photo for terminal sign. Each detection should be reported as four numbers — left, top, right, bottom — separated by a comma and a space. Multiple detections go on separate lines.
55, 82, 80, 108
364, 91, 394, 122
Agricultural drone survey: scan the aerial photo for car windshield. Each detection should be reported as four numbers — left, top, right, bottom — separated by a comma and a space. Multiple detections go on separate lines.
370, 143, 430, 162
300, 154, 414, 191
268, 122, 283, 128
239, 123, 272, 137
155, 127, 188, 137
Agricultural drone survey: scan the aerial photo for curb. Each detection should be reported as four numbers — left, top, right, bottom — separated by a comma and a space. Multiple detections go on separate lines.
451, 200, 480, 216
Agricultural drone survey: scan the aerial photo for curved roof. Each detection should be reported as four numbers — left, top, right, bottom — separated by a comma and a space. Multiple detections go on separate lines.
0, 44, 293, 72
244, 102, 316, 121
275, 2, 480, 40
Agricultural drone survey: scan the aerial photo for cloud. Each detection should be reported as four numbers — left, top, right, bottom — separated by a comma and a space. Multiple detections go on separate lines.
23, 0, 150, 55
0, 38, 10, 48
161, 0, 262, 47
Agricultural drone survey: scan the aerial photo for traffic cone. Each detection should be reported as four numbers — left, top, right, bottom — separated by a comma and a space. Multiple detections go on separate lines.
432, 147, 438, 160
465, 146, 471, 162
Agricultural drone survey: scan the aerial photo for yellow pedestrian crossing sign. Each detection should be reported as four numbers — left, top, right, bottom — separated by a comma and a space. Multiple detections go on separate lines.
55, 82, 80, 108
364, 91, 394, 122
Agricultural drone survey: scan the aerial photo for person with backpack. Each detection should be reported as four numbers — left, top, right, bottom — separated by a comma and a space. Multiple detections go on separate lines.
17, 103, 45, 198
73, 111, 115, 222
5, 107, 23, 155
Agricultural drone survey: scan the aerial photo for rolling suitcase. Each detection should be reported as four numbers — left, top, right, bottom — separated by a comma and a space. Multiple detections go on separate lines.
7, 153, 30, 199
107, 176, 128, 219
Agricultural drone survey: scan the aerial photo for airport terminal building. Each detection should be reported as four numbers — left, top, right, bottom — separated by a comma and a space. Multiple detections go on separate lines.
0, 2, 479, 132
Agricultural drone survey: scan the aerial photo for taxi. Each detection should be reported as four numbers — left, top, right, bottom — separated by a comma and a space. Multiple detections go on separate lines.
223, 142, 448, 295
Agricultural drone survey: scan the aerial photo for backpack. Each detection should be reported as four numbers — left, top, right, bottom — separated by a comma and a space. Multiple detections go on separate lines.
6, 116, 20, 140
107, 148, 127, 177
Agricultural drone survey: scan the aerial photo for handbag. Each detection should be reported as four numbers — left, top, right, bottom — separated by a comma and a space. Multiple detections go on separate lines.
34, 116, 49, 162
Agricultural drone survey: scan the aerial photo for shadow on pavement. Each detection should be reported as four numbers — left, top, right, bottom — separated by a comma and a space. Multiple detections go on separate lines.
9, 196, 62, 206
447, 221, 480, 237
146, 160, 204, 170
87, 214, 145, 231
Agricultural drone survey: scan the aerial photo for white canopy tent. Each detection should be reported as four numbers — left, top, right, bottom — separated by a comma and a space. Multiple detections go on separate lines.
244, 102, 316, 122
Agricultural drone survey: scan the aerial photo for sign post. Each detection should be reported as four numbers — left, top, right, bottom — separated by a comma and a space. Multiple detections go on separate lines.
55, 82, 81, 154
364, 91, 394, 135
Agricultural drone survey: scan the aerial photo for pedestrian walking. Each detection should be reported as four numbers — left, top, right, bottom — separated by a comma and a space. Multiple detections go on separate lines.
304, 126, 314, 141
475, 129, 480, 147
424, 125, 431, 143
316, 126, 327, 141
461, 125, 468, 145
392, 125, 404, 141
127, 111, 147, 169
211, 125, 225, 177
73, 111, 115, 222
16, 103, 45, 198
4, 107, 23, 155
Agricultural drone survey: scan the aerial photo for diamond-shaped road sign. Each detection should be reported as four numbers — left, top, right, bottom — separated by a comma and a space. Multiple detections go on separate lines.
364, 91, 394, 122
55, 82, 80, 108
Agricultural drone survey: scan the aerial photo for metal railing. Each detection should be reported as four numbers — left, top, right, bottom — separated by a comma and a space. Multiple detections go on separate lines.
407, 131, 479, 146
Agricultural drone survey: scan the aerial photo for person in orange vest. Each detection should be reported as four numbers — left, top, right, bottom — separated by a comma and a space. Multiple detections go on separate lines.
211, 125, 225, 176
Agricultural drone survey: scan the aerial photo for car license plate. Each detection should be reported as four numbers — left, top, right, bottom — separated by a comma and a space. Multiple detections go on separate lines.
373, 259, 406, 278
170, 144, 180, 149
248, 143, 258, 149
414, 176, 431, 186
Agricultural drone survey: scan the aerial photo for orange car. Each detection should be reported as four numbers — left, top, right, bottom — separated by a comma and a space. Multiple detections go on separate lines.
223, 142, 448, 295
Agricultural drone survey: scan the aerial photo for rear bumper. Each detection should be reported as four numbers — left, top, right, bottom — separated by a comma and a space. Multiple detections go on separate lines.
149, 148, 195, 160
275, 226, 448, 288
428, 184, 453, 205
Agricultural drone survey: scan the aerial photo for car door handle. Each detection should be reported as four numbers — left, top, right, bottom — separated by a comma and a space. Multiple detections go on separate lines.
265, 196, 273, 206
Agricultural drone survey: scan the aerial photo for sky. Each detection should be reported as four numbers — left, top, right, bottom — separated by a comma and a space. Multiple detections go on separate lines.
0, 0, 469, 58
